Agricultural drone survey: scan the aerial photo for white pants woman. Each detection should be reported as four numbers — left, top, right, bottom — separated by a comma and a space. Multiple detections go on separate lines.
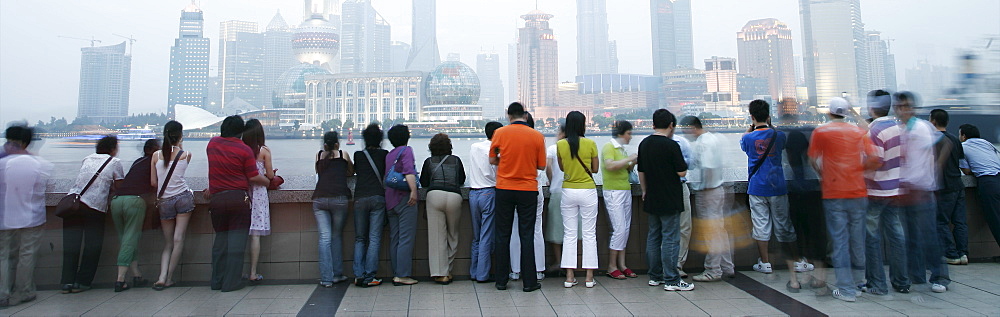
561, 188, 599, 285
604, 189, 632, 251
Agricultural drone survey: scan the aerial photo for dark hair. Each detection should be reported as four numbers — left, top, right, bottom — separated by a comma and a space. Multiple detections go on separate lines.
484, 121, 503, 140
362, 123, 383, 149
868, 89, 892, 117
893, 91, 919, 107
930, 109, 949, 127
242, 118, 265, 157
96, 135, 118, 155
652, 109, 676, 130
220, 115, 245, 138
748, 99, 770, 123
387, 124, 410, 147
679, 116, 702, 129
162, 120, 183, 165
564, 111, 587, 159
143, 139, 161, 157
612, 120, 633, 138
507, 102, 526, 118
428, 133, 452, 156
323, 131, 340, 151
524, 112, 535, 128
959, 124, 981, 139
829, 113, 845, 119
4, 125, 33, 148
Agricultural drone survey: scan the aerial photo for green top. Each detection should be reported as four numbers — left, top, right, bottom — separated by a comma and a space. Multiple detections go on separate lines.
601, 140, 631, 190
557, 138, 598, 189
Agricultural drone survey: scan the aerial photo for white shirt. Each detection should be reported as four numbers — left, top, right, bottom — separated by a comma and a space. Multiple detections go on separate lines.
688, 132, 724, 190
0, 154, 53, 230
901, 118, 939, 191
155, 148, 192, 198
69, 153, 125, 213
467, 140, 497, 189
546, 144, 565, 191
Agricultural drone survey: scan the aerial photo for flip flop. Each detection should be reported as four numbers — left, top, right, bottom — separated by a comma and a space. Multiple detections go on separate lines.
152, 282, 174, 291
248, 274, 264, 286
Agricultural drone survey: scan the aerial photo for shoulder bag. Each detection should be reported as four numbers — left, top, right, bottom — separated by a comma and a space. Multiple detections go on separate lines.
384, 146, 413, 190
56, 156, 113, 218
748, 129, 777, 181
154, 150, 184, 209
575, 154, 596, 182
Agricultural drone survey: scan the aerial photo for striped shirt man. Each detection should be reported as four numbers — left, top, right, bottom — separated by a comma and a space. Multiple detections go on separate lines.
206, 136, 259, 194
866, 116, 903, 197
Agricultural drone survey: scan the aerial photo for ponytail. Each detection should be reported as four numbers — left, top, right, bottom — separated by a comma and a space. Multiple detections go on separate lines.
162, 120, 183, 165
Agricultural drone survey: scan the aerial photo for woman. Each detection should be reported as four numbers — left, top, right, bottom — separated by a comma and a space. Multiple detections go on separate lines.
242, 119, 275, 284
108, 139, 159, 292
601, 121, 639, 280
62, 136, 125, 294
419, 133, 467, 285
313, 131, 354, 287
557, 111, 600, 288
151, 121, 194, 290
352, 124, 389, 287
385, 125, 419, 286
544, 126, 566, 273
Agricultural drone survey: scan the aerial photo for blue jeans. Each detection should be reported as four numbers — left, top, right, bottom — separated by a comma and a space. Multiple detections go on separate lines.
936, 190, 968, 259
387, 202, 418, 278
903, 191, 950, 286
313, 197, 349, 283
469, 188, 496, 281
646, 212, 681, 285
865, 197, 909, 294
353, 196, 386, 282
823, 198, 866, 297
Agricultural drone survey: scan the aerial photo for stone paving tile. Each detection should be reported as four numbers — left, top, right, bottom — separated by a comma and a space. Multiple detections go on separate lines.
152, 300, 205, 316
550, 304, 596, 317
188, 298, 239, 316
371, 295, 410, 311
514, 305, 557, 317
226, 298, 275, 315
444, 306, 483, 317
480, 306, 518, 317
263, 298, 309, 315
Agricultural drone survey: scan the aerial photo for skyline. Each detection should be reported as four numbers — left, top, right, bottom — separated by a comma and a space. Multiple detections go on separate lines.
1, 0, 997, 123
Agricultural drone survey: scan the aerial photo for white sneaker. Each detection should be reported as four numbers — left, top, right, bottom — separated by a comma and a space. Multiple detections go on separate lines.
692, 272, 721, 282
794, 259, 815, 272
563, 279, 578, 288
753, 258, 773, 274
536, 272, 546, 280
648, 280, 664, 286
931, 284, 947, 293
664, 281, 695, 291
832, 289, 856, 302
509, 272, 520, 281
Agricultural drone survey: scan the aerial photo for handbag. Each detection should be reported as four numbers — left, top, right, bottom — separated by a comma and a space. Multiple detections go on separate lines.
56, 156, 113, 218
628, 168, 640, 184
267, 175, 284, 190
155, 150, 184, 209
384, 146, 413, 190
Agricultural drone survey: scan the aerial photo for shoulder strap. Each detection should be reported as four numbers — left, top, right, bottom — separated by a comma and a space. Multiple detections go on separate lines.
317, 150, 323, 161
363, 149, 384, 187
81, 156, 114, 196
575, 154, 595, 181
157, 150, 184, 199
748, 129, 778, 181
432, 155, 451, 182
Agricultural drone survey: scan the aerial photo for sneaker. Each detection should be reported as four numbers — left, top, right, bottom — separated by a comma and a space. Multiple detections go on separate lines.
946, 257, 963, 265
692, 272, 721, 282
648, 280, 665, 286
961, 255, 969, 265
832, 289, 856, 302
664, 281, 695, 291
857, 283, 868, 293
931, 284, 947, 293
509, 272, 521, 281
794, 260, 815, 272
367, 278, 382, 287
677, 268, 688, 278
895, 286, 910, 294
753, 258, 773, 274
536, 272, 546, 280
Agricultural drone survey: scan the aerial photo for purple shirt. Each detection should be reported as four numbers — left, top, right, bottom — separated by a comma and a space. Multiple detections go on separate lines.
385, 146, 417, 210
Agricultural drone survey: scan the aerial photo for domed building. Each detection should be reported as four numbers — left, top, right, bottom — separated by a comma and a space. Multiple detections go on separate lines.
293, 14, 339, 71
422, 61, 483, 121
273, 63, 333, 127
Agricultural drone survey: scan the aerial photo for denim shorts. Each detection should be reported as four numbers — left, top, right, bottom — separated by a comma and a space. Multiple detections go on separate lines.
159, 190, 195, 220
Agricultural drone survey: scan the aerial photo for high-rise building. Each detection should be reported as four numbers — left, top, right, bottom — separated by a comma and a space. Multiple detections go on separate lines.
650, 0, 694, 76
507, 42, 517, 105
577, 0, 612, 76
167, 1, 210, 119
77, 42, 132, 123
799, 0, 867, 108
517, 10, 559, 112
737, 18, 796, 103
219, 20, 259, 109
390, 41, 411, 72
263, 11, 295, 109
477, 52, 505, 120
866, 30, 897, 92
703, 56, 739, 117
609, 40, 619, 74
407, 0, 440, 71
661, 68, 706, 116
341, 0, 391, 73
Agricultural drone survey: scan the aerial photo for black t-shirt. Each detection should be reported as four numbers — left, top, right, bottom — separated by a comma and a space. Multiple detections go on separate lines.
638, 134, 688, 215
117, 156, 155, 196
353, 149, 388, 198
935, 131, 965, 192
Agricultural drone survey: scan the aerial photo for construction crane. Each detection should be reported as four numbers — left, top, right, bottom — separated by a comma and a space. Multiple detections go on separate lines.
57, 35, 101, 47
113, 33, 137, 55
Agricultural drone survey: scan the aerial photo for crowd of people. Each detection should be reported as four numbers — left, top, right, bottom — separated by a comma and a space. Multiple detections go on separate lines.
1, 93, 999, 307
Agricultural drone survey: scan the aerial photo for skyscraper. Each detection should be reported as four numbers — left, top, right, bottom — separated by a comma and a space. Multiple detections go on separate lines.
737, 18, 796, 102
263, 11, 295, 108
407, 0, 440, 71
341, 0, 391, 73
77, 42, 131, 123
517, 10, 559, 111
609, 40, 619, 74
866, 30, 897, 92
799, 0, 866, 107
703, 56, 739, 117
167, 1, 210, 119
390, 41, 411, 72
477, 52, 505, 120
303, 0, 338, 22
219, 20, 259, 109
650, 0, 694, 76
507, 42, 517, 105
577, 0, 612, 76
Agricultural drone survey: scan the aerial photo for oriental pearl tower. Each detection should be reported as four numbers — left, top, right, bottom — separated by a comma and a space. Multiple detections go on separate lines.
292, 0, 340, 72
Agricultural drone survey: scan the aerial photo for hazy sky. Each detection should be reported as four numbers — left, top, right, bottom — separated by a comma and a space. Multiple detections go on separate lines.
1, 0, 997, 124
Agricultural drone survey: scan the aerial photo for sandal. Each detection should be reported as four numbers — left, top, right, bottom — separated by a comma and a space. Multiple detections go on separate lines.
622, 268, 638, 278
607, 270, 627, 280
786, 281, 801, 293
248, 274, 264, 286
114, 281, 131, 293
152, 281, 174, 291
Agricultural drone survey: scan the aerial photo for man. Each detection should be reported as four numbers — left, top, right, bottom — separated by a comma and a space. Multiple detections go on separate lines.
639, 109, 694, 291
862, 90, 910, 295
468, 121, 503, 283
509, 113, 546, 282
809, 97, 879, 302
680, 116, 734, 282
206, 116, 270, 292
0, 125, 52, 307
958, 124, 1000, 249
930, 109, 968, 265
490, 102, 546, 292
673, 130, 693, 278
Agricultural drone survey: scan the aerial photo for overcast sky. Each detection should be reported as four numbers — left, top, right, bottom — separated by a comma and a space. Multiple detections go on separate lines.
1, 0, 997, 124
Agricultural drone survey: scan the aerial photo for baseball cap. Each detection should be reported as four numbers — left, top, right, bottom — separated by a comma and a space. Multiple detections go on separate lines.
829, 97, 851, 117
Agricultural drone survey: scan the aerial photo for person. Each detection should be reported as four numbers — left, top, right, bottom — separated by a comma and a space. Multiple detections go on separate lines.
510, 112, 546, 282
777, 114, 823, 288
152, 121, 194, 291
556, 111, 600, 288
385, 124, 420, 286
206, 115, 269, 292
420, 133, 467, 284
680, 116, 734, 282
959, 124, 1000, 249
242, 119, 275, 285
108, 139, 159, 292
544, 126, 566, 274
673, 130, 693, 278
0, 125, 52, 307
61, 136, 124, 294
809, 97, 879, 302
930, 109, 968, 265
314, 131, 353, 287
601, 120, 638, 280
352, 124, 388, 287
490, 102, 546, 292
740, 100, 805, 290
861, 91, 910, 295
894, 91, 950, 293
639, 109, 693, 291
468, 122, 503, 283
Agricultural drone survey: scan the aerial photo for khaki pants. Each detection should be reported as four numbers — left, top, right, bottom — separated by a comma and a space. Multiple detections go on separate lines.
678, 184, 692, 269
0, 225, 44, 304
426, 190, 463, 277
